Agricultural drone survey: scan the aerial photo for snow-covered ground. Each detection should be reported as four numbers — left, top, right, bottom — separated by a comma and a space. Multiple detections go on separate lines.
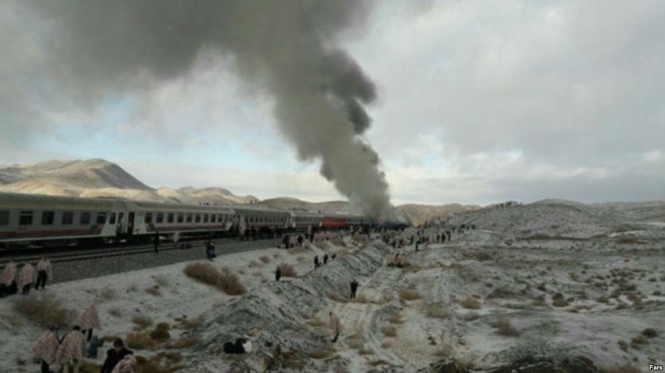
2, 201, 664, 372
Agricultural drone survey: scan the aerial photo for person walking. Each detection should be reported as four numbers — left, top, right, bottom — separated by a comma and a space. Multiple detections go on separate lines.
56, 326, 86, 373
275, 266, 281, 282
314, 256, 319, 269
35, 257, 52, 290
153, 231, 160, 254
33, 327, 59, 373
323, 254, 329, 265
79, 304, 100, 342
350, 279, 359, 299
329, 311, 341, 342
18, 263, 36, 295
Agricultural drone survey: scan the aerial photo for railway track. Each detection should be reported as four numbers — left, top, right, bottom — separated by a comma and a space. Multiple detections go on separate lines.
0, 237, 275, 267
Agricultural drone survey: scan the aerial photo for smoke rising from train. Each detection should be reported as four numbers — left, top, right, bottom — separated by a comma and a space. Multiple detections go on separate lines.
13, 0, 392, 218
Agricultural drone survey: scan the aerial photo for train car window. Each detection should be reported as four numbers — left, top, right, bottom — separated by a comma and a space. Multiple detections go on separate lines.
177, 213, 184, 223
195, 214, 201, 223
211, 214, 216, 223
218, 214, 223, 223
19, 211, 33, 226
156, 213, 164, 223
186, 213, 193, 223
203, 214, 209, 223
167, 213, 174, 223
96, 212, 107, 225
145, 213, 153, 223
0, 211, 9, 226
79, 212, 91, 225
40, 211, 55, 226
61, 211, 74, 225
110, 213, 117, 224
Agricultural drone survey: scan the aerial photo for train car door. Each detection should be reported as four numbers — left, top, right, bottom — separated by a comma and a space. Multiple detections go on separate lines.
116, 212, 125, 235
127, 211, 135, 236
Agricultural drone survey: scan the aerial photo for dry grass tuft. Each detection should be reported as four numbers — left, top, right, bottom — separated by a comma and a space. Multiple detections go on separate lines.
108, 308, 122, 318
153, 275, 170, 287
603, 364, 640, 373
146, 285, 162, 296
12, 292, 76, 328
308, 349, 331, 359
179, 316, 202, 330
459, 296, 481, 310
464, 312, 480, 321
328, 292, 348, 303
399, 289, 422, 301
126, 284, 138, 293
425, 304, 451, 319
432, 342, 452, 358
278, 263, 297, 277
149, 322, 171, 342
126, 331, 156, 350
381, 326, 397, 337
358, 347, 375, 355
165, 335, 198, 349
368, 359, 389, 367
617, 340, 628, 351
132, 314, 154, 329
288, 247, 308, 255
630, 335, 648, 348
183, 263, 246, 295
380, 341, 392, 349
388, 315, 403, 324
260, 255, 271, 264
495, 316, 520, 336
100, 288, 116, 301
642, 328, 657, 338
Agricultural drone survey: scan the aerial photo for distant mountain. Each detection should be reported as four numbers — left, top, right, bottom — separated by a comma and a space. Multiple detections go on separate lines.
0, 159, 256, 206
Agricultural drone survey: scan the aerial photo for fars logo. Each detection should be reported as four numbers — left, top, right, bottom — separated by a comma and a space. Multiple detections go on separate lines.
650, 364, 664, 371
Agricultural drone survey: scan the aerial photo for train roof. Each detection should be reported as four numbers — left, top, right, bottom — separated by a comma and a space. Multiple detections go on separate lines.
233, 205, 292, 215
0, 191, 116, 208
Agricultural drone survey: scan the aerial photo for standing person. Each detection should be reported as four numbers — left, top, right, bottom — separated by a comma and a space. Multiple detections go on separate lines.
79, 304, 100, 342
35, 257, 52, 290
350, 279, 359, 299
323, 254, 329, 265
297, 235, 303, 247
101, 338, 133, 373
56, 326, 86, 373
0, 260, 17, 296
18, 263, 36, 295
329, 311, 341, 342
314, 256, 319, 269
153, 231, 160, 254
33, 327, 58, 373
275, 266, 281, 282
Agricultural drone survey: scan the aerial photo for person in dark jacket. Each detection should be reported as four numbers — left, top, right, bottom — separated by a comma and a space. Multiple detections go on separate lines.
350, 279, 359, 299
154, 231, 160, 254
314, 256, 319, 269
275, 266, 281, 282
323, 254, 329, 265
100, 338, 133, 373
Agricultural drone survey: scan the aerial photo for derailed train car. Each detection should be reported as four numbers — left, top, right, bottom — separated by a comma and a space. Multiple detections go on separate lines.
0, 191, 401, 249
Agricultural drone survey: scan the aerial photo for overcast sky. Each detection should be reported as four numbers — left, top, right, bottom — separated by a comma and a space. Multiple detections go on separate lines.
1, 0, 663, 206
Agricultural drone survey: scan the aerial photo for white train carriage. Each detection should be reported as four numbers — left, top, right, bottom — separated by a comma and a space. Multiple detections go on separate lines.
288, 211, 323, 230
126, 201, 236, 239
0, 192, 124, 247
233, 206, 291, 232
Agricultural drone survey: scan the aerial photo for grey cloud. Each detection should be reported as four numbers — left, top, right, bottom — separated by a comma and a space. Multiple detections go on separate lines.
3, 0, 391, 217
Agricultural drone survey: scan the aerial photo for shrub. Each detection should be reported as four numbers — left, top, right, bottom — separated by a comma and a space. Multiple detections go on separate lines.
328, 292, 348, 303
464, 312, 480, 321
153, 275, 170, 287
432, 343, 452, 358
260, 255, 271, 264
146, 285, 161, 296
278, 263, 297, 277
617, 340, 628, 351
12, 293, 76, 328
108, 308, 122, 318
552, 293, 569, 307
149, 323, 171, 342
642, 328, 657, 338
126, 331, 155, 350
132, 314, 154, 329
165, 336, 198, 349
425, 305, 450, 319
100, 288, 116, 301
381, 326, 397, 337
630, 335, 648, 348
180, 316, 202, 330
380, 341, 392, 349
308, 350, 331, 359
495, 316, 519, 337
388, 315, 403, 324
183, 263, 246, 295
459, 297, 481, 310
358, 348, 374, 355
399, 289, 422, 301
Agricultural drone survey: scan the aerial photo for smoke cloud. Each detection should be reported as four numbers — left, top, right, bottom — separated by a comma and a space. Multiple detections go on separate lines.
9, 0, 391, 218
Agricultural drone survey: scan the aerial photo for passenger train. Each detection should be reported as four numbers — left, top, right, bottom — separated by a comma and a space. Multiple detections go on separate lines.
0, 192, 404, 249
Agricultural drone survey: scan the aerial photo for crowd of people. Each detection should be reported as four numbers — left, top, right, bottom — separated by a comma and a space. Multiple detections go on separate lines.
0, 256, 53, 298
